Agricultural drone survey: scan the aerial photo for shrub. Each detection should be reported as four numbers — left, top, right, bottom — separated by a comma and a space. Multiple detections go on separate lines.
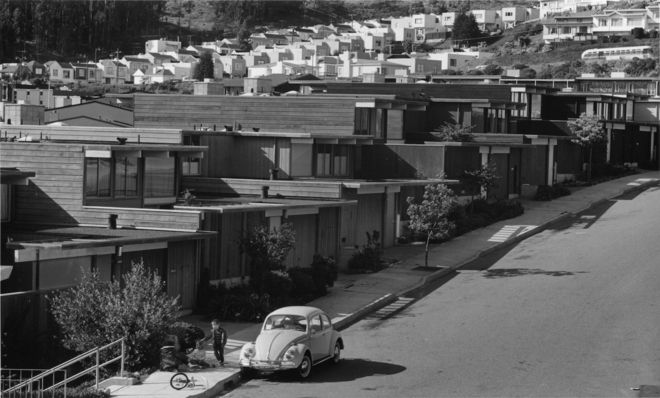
264, 270, 293, 299
288, 267, 317, 300
534, 184, 572, 201
347, 231, 383, 272
166, 322, 205, 351
310, 254, 338, 293
49, 261, 180, 370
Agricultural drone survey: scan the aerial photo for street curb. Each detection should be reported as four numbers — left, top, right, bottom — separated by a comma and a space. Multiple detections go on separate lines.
333, 293, 398, 331
188, 369, 242, 398
395, 177, 659, 303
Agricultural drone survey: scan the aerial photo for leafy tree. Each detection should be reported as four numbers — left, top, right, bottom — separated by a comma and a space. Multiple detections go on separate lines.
463, 162, 499, 204
50, 261, 180, 370
452, 12, 481, 44
482, 63, 503, 75
409, 0, 425, 14
193, 51, 214, 81
241, 223, 296, 294
406, 184, 458, 267
432, 122, 474, 142
429, 0, 448, 14
624, 58, 656, 77
237, 20, 252, 52
567, 113, 607, 180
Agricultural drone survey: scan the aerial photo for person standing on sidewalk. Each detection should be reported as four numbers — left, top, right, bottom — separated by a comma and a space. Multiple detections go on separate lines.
209, 319, 227, 366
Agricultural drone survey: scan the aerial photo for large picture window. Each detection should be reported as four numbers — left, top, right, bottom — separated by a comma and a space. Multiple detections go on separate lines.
315, 144, 350, 177
114, 156, 139, 197
354, 108, 387, 138
144, 157, 175, 197
85, 158, 112, 197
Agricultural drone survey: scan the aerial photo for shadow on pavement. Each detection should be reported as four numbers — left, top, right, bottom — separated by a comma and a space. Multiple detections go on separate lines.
614, 182, 659, 201
254, 358, 406, 383
482, 268, 588, 278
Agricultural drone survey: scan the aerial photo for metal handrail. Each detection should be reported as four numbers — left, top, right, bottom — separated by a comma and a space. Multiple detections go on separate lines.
3, 337, 125, 394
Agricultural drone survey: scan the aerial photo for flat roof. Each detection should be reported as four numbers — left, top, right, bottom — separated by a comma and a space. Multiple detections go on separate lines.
174, 197, 357, 214
5, 225, 215, 251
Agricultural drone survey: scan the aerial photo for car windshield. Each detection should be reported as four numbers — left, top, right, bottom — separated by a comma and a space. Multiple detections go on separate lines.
264, 314, 307, 332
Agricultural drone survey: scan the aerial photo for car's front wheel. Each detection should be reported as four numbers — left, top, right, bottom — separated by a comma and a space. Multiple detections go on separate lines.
332, 342, 341, 364
298, 353, 312, 379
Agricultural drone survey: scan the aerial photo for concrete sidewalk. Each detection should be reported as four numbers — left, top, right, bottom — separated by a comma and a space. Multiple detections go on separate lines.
107, 171, 660, 398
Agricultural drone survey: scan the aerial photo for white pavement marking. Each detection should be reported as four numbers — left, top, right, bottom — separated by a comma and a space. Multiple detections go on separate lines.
368, 297, 415, 319
487, 225, 537, 242
224, 339, 249, 352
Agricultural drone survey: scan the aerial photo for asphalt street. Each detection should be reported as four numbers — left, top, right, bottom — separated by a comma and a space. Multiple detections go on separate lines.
225, 183, 660, 398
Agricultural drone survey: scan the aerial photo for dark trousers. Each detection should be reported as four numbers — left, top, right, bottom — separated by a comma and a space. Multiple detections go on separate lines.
213, 344, 224, 363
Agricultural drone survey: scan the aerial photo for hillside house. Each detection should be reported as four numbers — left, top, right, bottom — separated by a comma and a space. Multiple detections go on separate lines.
542, 11, 596, 42
45, 61, 75, 84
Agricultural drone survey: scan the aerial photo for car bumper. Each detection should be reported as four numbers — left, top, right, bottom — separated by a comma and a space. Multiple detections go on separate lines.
240, 359, 298, 371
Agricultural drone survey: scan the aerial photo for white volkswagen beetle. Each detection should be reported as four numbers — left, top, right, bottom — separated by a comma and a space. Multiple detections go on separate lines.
239, 306, 344, 378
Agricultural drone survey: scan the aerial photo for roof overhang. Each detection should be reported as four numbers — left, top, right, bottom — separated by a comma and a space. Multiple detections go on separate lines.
342, 178, 458, 193
5, 225, 215, 255
174, 198, 357, 214
1, 168, 36, 185
84, 144, 207, 159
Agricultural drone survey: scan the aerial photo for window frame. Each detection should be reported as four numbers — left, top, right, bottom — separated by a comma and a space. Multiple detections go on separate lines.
314, 144, 351, 178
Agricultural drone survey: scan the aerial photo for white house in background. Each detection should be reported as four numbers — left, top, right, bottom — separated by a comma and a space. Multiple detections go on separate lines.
147, 69, 175, 83
426, 51, 480, 70
338, 53, 409, 79
316, 57, 339, 77
539, 0, 609, 18
360, 33, 386, 53
592, 8, 651, 36
501, 7, 523, 28
121, 56, 153, 82
97, 59, 129, 85
386, 55, 445, 75
240, 52, 271, 68
253, 46, 294, 62
648, 2, 660, 32
542, 11, 596, 42
133, 69, 147, 85
45, 61, 75, 84
441, 12, 458, 30
215, 54, 247, 77
247, 61, 313, 78
145, 39, 181, 53
470, 9, 501, 31
162, 62, 196, 80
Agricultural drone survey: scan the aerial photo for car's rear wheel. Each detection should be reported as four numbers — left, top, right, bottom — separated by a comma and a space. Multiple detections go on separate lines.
332, 342, 341, 364
298, 353, 312, 379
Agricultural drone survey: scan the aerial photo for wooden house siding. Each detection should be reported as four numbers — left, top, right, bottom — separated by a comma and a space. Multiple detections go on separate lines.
167, 240, 199, 309
134, 94, 357, 135
317, 207, 339, 260
285, 214, 317, 269
0, 125, 182, 144
184, 177, 343, 199
360, 144, 447, 179
1, 143, 202, 230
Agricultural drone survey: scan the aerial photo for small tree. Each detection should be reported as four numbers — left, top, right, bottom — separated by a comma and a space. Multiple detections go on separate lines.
567, 112, 607, 180
463, 162, 499, 204
241, 223, 296, 294
50, 260, 180, 370
193, 51, 214, 81
406, 184, 458, 267
432, 122, 474, 142
452, 12, 481, 44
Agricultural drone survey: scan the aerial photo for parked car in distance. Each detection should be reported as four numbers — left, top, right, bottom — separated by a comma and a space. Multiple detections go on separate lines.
239, 306, 344, 378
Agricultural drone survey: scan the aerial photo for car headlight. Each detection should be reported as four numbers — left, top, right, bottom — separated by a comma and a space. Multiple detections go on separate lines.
241, 344, 255, 359
283, 345, 298, 361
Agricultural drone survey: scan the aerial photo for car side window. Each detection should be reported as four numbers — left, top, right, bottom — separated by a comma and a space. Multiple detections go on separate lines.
321, 314, 332, 330
310, 315, 322, 333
